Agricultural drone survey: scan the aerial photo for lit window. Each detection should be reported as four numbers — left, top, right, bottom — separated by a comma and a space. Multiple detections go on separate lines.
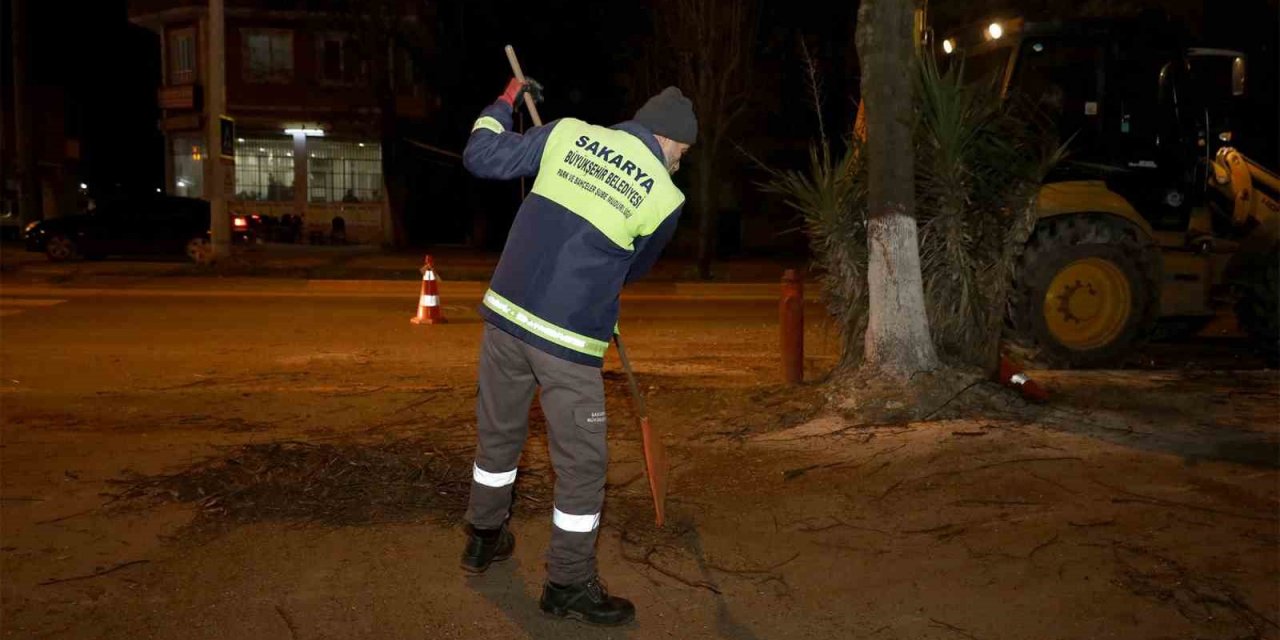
233, 137, 295, 201
169, 27, 197, 85
171, 136, 204, 198
243, 29, 294, 83
307, 141, 382, 203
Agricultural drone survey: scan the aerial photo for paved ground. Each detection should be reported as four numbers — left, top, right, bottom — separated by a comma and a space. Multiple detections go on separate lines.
1, 278, 1276, 639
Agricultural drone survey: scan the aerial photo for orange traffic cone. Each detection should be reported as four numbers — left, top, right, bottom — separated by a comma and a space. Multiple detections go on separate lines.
411, 255, 446, 325
997, 354, 1048, 403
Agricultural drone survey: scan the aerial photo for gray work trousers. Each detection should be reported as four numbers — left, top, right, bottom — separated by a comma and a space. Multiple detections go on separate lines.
465, 322, 608, 585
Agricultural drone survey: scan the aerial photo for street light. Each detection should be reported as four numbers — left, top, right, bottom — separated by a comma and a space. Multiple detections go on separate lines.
942, 38, 955, 54
987, 22, 1004, 40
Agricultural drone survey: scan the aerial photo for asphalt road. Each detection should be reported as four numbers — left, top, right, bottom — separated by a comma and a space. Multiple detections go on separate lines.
0, 276, 824, 385
0, 277, 838, 638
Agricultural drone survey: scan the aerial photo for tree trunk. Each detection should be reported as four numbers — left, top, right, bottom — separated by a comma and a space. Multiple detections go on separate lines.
694, 146, 716, 280
380, 97, 407, 249
11, 0, 40, 226
855, 0, 939, 378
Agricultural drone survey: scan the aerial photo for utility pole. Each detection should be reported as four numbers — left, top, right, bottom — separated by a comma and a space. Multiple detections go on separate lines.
11, 0, 39, 226
204, 0, 229, 258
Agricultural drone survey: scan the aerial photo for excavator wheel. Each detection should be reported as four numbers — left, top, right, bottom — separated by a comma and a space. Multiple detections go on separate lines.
1009, 214, 1162, 368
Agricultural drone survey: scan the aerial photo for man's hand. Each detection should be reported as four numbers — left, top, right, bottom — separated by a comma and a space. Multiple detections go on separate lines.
498, 77, 545, 108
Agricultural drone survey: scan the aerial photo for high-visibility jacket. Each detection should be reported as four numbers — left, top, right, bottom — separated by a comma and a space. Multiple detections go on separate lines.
464, 100, 686, 367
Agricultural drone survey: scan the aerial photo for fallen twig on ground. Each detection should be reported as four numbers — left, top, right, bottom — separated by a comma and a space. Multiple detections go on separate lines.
874, 478, 906, 501
790, 515, 892, 536
1093, 479, 1278, 523
275, 605, 300, 640
878, 456, 1084, 502
1067, 519, 1115, 528
323, 385, 388, 398
922, 379, 987, 420
951, 499, 1042, 507
1027, 533, 1061, 558
620, 546, 721, 594
929, 617, 982, 639
35, 507, 97, 525
704, 551, 801, 576
390, 387, 455, 414
39, 560, 149, 586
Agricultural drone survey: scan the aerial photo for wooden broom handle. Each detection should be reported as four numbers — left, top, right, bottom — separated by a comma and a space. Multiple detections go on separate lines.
504, 45, 543, 127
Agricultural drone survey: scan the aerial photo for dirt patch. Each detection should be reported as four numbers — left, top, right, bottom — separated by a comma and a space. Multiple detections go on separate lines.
113, 439, 501, 529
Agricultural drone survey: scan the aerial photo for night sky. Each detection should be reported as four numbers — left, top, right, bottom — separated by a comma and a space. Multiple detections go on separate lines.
24, 0, 1280, 212
32, 0, 162, 197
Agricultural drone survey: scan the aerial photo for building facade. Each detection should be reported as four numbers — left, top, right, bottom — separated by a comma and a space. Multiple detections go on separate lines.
129, 0, 429, 245
2, 0, 83, 231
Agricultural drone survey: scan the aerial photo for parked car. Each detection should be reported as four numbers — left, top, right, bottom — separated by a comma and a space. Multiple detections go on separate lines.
23, 196, 249, 262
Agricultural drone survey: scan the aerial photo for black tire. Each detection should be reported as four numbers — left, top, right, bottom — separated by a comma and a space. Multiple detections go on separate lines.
1234, 244, 1279, 358
45, 234, 79, 262
1009, 214, 1161, 368
1150, 315, 1214, 342
185, 237, 212, 264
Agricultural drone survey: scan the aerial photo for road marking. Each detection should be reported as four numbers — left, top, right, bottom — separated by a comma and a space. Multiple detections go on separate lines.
1, 298, 68, 308
0, 297, 69, 318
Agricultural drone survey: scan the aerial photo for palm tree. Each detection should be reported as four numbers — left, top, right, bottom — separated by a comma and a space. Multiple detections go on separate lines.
761, 46, 1056, 376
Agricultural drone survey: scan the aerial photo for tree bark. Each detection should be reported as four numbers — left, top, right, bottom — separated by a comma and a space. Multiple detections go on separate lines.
649, 0, 755, 281
855, 0, 939, 378
379, 98, 408, 249
694, 146, 716, 280
11, 0, 40, 226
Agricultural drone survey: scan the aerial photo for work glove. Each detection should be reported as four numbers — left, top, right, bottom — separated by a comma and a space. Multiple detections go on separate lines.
499, 76, 545, 108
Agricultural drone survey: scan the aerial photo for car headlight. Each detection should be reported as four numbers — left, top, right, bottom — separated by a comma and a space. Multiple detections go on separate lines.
23, 221, 39, 234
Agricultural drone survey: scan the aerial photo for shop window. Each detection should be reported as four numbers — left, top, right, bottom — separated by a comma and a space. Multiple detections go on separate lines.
171, 136, 204, 198
243, 29, 294, 83
234, 137, 295, 201
168, 27, 197, 85
308, 141, 382, 203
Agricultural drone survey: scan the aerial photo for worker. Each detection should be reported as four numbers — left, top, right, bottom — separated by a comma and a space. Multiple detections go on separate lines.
459, 76, 695, 627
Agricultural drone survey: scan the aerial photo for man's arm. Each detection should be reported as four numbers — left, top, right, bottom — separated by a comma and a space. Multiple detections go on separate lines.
463, 100, 555, 180
625, 205, 683, 285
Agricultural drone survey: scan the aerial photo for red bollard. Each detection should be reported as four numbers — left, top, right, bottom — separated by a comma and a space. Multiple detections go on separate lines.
781, 269, 804, 384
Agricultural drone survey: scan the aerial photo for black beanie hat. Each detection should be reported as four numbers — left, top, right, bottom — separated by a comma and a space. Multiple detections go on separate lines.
634, 87, 698, 145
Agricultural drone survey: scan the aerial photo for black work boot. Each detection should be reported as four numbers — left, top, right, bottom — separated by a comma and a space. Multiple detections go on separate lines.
460, 524, 514, 574
539, 575, 635, 626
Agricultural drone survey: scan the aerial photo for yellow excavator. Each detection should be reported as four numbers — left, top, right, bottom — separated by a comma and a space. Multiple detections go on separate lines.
1210, 147, 1280, 349
940, 16, 1278, 366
